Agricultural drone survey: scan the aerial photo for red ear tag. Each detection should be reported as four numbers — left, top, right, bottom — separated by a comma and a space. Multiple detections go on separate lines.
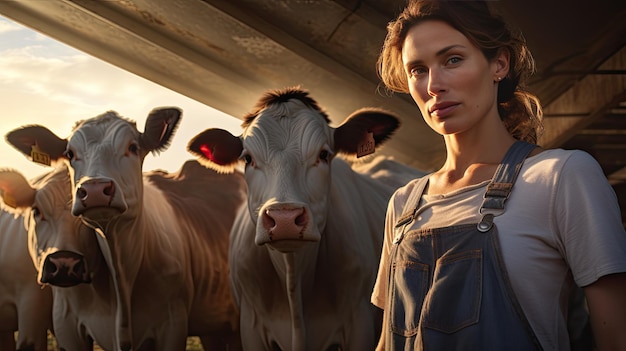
30, 143, 51, 166
199, 144, 215, 160
356, 132, 375, 158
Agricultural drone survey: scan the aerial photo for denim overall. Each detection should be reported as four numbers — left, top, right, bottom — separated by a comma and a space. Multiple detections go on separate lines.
385, 141, 543, 351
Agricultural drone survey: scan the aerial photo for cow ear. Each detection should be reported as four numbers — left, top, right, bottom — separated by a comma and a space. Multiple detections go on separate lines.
334, 108, 400, 156
141, 107, 182, 153
5, 125, 68, 166
0, 169, 36, 212
187, 129, 243, 174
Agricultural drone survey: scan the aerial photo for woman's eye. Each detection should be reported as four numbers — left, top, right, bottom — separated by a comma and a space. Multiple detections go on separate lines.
409, 67, 426, 77
448, 56, 462, 65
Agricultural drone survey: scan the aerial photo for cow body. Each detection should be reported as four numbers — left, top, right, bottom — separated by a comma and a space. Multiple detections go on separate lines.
0, 204, 53, 351
1, 165, 123, 350
188, 88, 424, 350
5, 108, 246, 351
229, 158, 394, 350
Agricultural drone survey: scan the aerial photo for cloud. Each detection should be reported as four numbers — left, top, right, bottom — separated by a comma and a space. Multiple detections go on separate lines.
0, 17, 243, 179
0, 17, 21, 34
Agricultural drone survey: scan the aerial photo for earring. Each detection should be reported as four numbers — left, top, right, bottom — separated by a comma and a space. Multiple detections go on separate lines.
497, 77, 502, 81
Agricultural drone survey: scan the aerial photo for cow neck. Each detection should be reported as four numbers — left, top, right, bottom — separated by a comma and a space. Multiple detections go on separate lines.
267, 244, 318, 292
84, 215, 146, 351
92, 226, 134, 351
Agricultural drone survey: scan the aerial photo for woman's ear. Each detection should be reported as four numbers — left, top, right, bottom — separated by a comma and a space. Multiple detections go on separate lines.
493, 48, 510, 81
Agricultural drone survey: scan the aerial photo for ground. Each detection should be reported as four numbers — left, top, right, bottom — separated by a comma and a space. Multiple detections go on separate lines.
46, 332, 204, 350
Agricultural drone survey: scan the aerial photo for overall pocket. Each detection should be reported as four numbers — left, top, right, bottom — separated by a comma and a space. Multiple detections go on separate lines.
422, 249, 483, 333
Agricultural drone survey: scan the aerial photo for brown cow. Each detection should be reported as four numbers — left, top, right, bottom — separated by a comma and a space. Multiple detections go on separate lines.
6, 108, 246, 350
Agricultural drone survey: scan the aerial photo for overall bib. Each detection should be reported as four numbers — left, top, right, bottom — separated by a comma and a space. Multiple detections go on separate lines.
385, 141, 543, 351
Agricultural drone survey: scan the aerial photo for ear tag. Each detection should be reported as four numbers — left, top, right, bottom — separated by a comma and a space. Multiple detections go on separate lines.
30, 143, 51, 166
2, 192, 17, 208
356, 132, 375, 158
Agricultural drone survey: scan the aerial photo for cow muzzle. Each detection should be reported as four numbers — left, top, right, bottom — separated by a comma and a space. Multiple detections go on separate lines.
41, 250, 92, 287
256, 204, 321, 249
73, 179, 126, 219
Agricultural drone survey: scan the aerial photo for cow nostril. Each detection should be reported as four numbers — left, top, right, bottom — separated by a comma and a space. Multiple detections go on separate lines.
262, 210, 276, 230
77, 187, 87, 200
295, 211, 307, 227
103, 182, 115, 196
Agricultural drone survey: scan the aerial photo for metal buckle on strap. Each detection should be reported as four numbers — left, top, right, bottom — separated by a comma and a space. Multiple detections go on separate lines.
485, 182, 513, 198
477, 208, 504, 233
477, 213, 495, 232
393, 210, 416, 244
478, 181, 510, 232
395, 211, 416, 228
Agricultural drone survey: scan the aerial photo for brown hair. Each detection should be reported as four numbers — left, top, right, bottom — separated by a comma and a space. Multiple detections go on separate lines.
378, 0, 543, 143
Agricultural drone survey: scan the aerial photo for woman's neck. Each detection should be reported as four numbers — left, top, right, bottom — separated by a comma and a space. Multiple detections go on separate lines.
426, 129, 516, 195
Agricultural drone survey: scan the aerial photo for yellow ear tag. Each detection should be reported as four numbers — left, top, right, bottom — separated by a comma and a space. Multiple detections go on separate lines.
356, 132, 375, 158
2, 191, 17, 208
30, 143, 51, 166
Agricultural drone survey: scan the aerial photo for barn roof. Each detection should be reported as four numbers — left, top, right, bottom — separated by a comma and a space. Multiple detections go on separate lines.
1, 0, 624, 225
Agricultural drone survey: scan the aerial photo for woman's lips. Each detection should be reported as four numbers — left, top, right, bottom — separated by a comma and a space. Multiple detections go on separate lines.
430, 103, 459, 118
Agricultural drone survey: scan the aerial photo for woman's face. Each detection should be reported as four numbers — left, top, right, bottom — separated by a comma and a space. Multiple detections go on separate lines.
402, 20, 506, 137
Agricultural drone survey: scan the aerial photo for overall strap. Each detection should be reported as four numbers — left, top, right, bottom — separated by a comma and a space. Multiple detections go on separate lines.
477, 141, 537, 232
393, 176, 429, 241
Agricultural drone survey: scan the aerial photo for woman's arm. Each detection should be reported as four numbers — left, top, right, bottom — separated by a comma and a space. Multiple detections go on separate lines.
584, 272, 626, 351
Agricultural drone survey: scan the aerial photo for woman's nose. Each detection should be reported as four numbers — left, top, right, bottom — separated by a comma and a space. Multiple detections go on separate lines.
427, 70, 445, 97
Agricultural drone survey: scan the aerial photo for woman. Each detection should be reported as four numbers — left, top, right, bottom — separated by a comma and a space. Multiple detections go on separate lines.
371, 1, 626, 350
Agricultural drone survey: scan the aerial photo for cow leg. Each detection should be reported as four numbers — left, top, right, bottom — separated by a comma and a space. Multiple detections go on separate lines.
239, 300, 271, 351
153, 305, 188, 351
199, 330, 242, 351
52, 305, 92, 351
53, 328, 93, 351
0, 332, 16, 351
343, 302, 381, 351
15, 288, 53, 351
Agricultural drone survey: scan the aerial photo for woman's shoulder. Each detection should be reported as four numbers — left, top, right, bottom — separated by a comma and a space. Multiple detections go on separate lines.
526, 148, 607, 188
389, 175, 430, 207
528, 147, 600, 170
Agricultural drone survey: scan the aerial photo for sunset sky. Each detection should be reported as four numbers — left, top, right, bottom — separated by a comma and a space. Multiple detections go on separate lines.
0, 15, 242, 180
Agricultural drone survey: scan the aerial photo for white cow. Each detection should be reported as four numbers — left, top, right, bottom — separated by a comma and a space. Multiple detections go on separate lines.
5, 108, 246, 351
349, 155, 428, 191
0, 172, 54, 351
187, 87, 422, 351
0, 165, 108, 350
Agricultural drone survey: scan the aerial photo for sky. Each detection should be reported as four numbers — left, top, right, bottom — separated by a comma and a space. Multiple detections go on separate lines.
0, 15, 243, 180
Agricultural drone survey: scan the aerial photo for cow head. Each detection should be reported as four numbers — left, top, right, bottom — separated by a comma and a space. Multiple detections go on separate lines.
6, 108, 181, 228
188, 87, 399, 252
0, 166, 99, 287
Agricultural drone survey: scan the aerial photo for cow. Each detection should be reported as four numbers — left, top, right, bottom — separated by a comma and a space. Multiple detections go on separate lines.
5, 107, 247, 351
1, 164, 109, 350
349, 155, 428, 191
187, 87, 424, 351
0, 171, 54, 351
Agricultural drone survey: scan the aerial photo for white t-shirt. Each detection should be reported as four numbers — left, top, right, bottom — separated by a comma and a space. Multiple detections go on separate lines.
372, 148, 626, 350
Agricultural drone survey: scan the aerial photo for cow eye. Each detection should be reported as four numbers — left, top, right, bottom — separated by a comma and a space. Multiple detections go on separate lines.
240, 154, 254, 166
63, 149, 75, 161
319, 150, 331, 163
31, 206, 44, 221
128, 142, 139, 155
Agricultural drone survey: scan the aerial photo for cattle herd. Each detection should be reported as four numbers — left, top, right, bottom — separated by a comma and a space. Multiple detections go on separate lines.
0, 87, 425, 351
